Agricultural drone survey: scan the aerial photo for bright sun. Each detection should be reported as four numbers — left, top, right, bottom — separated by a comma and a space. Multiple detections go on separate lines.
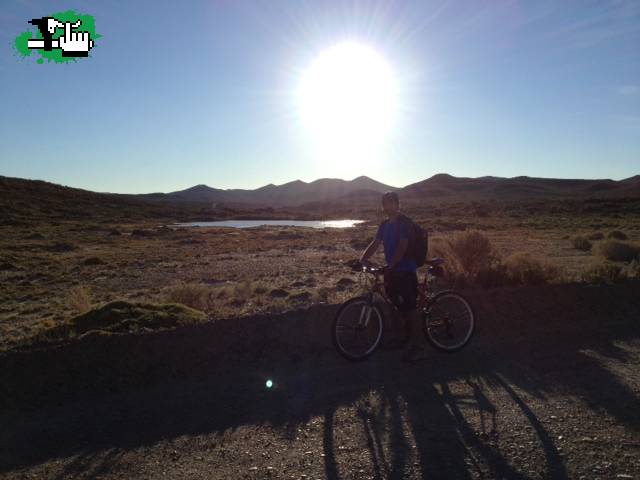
296, 42, 398, 169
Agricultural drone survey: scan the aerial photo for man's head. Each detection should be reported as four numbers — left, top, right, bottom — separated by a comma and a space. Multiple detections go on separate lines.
381, 191, 399, 217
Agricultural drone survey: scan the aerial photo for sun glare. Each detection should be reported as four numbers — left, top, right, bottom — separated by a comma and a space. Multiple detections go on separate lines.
296, 42, 398, 170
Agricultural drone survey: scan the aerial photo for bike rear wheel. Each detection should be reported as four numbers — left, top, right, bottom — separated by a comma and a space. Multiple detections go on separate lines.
333, 297, 384, 361
423, 291, 475, 352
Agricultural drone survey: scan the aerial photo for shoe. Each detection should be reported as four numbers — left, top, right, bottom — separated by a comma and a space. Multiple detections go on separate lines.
401, 344, 429, 363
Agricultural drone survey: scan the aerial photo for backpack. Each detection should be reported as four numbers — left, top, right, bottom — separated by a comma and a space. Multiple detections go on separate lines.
383, 213, 428, 267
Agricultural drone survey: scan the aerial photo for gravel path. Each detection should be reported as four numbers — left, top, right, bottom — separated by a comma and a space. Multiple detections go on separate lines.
1, 320, 639, 479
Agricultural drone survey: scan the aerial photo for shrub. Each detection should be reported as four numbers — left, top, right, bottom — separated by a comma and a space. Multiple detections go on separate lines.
594, 240, 640, 262
66, 285, 93, 314
571, 236, 592, 251
587, 232, 605, 241
165, 282, 211, 311
504, 252, 560, 286
581, 262, 624, 284
441, 231, 496, 281
607, 230, 628, 240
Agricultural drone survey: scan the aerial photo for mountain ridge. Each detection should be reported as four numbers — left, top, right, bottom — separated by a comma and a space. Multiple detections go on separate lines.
2, 174, 639, 215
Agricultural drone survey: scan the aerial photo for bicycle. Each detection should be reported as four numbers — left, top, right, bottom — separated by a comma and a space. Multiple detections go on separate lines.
332, 259, 476, 361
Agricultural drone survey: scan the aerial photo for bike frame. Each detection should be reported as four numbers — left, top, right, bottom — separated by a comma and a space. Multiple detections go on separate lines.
359, 266, 436, 313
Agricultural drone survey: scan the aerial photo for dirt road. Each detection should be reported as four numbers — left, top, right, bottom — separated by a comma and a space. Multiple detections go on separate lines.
1, 282, 639, 479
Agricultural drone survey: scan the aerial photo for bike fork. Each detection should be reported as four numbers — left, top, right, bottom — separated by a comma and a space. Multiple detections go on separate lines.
359, 295, 374, 327
359, 304, 372, 327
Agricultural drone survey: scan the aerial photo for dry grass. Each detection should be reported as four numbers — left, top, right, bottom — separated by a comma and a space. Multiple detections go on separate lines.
2, 192, 639, 348
432, 232, 563, 287
65, 285, 93, 314
571, 235, 592, 251
580, 261, 625, 284
165, 282, 212, 312
503, 252, 562, 286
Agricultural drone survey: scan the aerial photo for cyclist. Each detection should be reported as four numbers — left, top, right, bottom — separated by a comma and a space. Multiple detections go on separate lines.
359, 191, 428, 362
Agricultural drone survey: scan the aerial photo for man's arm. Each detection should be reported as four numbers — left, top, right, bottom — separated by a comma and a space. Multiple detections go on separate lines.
388, 238, 408, 270
360, 238, 381, 264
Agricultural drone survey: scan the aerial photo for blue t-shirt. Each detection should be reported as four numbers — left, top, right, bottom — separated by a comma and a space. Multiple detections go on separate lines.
376, 218, 417, 272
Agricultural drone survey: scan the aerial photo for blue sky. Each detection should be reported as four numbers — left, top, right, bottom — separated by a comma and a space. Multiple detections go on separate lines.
1, 0, 638, 193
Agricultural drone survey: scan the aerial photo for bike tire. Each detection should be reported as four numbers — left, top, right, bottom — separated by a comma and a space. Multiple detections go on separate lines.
333, 296, 384, 361
422, 290, 476, 353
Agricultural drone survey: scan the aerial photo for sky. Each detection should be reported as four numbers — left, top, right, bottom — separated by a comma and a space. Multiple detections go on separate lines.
1, 0, 639, 193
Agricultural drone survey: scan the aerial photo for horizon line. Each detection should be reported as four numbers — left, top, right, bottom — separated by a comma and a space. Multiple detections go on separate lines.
2, 172, 639, 196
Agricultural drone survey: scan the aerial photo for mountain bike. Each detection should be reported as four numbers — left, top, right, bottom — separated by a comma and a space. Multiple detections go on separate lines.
332, 259, 476, 361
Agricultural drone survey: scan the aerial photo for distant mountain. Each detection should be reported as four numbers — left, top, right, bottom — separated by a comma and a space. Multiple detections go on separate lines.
400, 173, 640, 201
137, 175, 398, 206
2, 173, 639, 225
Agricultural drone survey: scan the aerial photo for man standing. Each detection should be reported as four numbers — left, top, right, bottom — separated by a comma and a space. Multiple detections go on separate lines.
359, 191, 428, 362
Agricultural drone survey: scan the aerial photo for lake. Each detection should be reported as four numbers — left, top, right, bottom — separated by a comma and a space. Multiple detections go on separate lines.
172, 219, 366, 229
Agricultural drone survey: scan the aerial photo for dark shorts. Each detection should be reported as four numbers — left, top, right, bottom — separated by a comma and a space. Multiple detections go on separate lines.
384, 270, 418, 312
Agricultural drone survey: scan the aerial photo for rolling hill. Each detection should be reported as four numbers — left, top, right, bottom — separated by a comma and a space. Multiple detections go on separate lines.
1, 173, 639, 225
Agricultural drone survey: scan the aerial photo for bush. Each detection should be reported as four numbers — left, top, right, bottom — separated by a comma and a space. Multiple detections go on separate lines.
594, 240, 640, 262
607, 230, 628, 240
587, 232, 604, 241
165, 282, 211, 311
441, 231, 496, 281
581, 262, 624, 284
504, 252, 560, 286
571, 236, 592, 251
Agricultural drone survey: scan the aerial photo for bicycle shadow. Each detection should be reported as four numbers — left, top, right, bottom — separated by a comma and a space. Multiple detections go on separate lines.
1, 282, 639, 478
320, 331, 639, 480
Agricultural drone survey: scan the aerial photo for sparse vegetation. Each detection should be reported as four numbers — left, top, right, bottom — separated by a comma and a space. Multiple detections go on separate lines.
571, 235, 592, 251
2, 177, 640, 349
581, 261, 625, 284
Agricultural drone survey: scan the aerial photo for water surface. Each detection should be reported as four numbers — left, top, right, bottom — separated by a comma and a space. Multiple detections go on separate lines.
172, 219, 365, 229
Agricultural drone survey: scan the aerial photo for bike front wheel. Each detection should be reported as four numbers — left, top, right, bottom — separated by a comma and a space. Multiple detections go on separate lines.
423, 291, 475, 353
333, 297, 384, 361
